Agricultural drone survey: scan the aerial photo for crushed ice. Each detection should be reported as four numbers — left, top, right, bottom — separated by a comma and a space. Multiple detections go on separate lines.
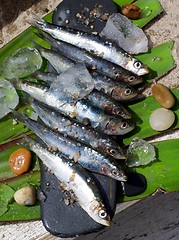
126, 137, 156, 167
49, 63, 94, 103
100, 13, 148, 54
0, 47, 42, 79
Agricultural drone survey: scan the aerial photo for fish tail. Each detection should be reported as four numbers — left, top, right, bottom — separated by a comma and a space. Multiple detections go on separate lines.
10, 109, 27, 125
21, 92, 34, 106
8, 78, 22, 90
17, 134, 35, 151
28, 13, 46, 30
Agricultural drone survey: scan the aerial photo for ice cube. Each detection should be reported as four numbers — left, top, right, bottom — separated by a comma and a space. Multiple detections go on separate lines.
0, 47, 42, 79
126, 137, 156, 167
0, 77, 19, 119
49, 63, 94, 103
100, 13, 148, 54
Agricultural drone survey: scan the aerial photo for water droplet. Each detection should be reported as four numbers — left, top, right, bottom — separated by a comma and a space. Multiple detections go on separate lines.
142, 7, 152, 18
143, 102, 148, 108
152, 56, 162, 62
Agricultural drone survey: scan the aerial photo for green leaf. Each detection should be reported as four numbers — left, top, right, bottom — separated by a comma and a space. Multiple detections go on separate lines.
131, 0, 163, 28
123, 88, 179, 145
136, 41, 175, 81
0, 171, 40, 221
0, 183, 14, 216
113, 0, 163, 28
123, 138, 179, 201
113, 0, 133, 6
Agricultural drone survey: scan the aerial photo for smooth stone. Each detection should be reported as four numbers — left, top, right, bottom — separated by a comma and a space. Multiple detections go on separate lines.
152, 83, 175, 109
149, 108, 175, 131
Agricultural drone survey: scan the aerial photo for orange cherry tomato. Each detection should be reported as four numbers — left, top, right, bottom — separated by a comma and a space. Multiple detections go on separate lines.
9, 148, 32, 175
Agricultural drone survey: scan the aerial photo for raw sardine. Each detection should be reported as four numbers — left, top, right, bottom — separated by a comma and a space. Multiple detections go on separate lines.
30, 15, 149, 75
35, 71, 132, 118
11, 79, 135, 135
35, 48, 137, 102
13, 110, 127, 181
39, 32, 143, 85
19, 135, 110, 226
30, 99, 126, 158
86, 90, 132, 119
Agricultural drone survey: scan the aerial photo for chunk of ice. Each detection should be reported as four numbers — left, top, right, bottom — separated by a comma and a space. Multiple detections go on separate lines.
100, 13, 148, 54
126, 137, 156, 167
0, 77, 19, 119
0, 47, 42, 79
49, 63, 94, 103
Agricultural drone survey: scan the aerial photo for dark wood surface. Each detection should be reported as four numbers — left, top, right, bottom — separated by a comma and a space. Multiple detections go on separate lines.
76, 190, 179, 240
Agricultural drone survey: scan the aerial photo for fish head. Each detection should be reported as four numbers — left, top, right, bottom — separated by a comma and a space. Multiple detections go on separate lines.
100, 162, 127, 181
88, 200, 110, 226
112, 85, 137, 101
116, 73, 143, 86
105, 119, 135, 135
106, 146, 126, 160
125, 56, 149, 76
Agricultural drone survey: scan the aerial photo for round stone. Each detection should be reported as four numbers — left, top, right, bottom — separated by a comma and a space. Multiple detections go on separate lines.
149, 108, 175, 131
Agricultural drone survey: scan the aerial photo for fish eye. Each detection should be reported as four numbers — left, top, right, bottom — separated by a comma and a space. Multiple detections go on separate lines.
129, 76, 136, 82
112, 169, 119, 176
98, 209, 108, 219
109, 149, 117, 155
116, 110, 124, 116
121, 121, 128, 129
134, 61, 142, 69
125, 88, 132, 96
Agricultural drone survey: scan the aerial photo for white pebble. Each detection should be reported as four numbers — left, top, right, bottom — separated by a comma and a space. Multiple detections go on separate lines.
149, 108, 175, 131
14, 186, 36, 206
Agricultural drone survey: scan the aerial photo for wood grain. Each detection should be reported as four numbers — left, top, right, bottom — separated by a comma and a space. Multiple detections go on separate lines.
76, 190, 179, 240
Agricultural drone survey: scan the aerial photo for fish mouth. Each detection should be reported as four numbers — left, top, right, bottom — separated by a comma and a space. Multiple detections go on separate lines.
137, 66, 149, 76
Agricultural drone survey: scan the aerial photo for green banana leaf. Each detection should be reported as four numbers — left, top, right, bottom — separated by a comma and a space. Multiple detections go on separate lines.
0, 3, 178, 221
113, 0, 163, 28
123, 138, 179, 201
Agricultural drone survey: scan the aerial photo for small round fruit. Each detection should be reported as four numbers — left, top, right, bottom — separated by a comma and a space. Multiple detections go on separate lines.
14, 186, 36, 206
9, 148, 32, 175
149, 108, 175, 131
151, 83, 175, 109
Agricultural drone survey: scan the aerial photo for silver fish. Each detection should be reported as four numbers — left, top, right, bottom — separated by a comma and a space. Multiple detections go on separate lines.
35, 71, 132, 118
35, 47, 137, 101
30, 15, 149, 75
29, 99, 126, 159
39, 32, 143, 85
90, 72, 137, 101
13, 110, 127, 181
11, 79, 135, 135
19, 135, 110, 226
86, 90, 132, 119
37, 45, 74, 74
